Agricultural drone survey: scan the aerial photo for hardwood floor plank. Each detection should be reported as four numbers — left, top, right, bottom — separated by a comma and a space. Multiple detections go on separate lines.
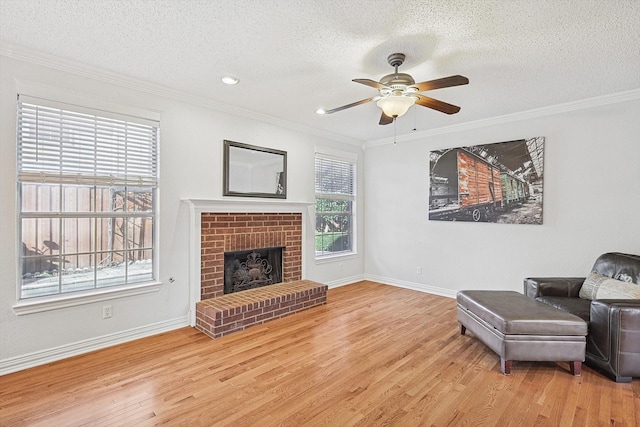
1, 281, 637, 426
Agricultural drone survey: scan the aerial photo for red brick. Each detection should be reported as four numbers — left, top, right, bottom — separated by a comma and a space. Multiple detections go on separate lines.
222, 313, 244, 324
244, 308, 263, 318
257, 311, 275, 322
273, 307, 290, 317
239, 317, 257, 327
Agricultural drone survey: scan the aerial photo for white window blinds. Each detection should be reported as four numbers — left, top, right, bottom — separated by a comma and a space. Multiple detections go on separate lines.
17, 96, 158, 187
314, 156, 355, 198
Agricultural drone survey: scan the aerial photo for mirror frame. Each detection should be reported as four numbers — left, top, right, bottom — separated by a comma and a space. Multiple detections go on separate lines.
223, 140, 287, 199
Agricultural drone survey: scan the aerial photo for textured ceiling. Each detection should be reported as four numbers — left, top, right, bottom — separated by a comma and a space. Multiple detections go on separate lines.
1, 0, 639, 143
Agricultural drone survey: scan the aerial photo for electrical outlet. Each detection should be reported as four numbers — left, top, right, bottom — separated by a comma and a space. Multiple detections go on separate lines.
338, 263, 343, 271
417, 266, 423, 275
102, 305, 112, 319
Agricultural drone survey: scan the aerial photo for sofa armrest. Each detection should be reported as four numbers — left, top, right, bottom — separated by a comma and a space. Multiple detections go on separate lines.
588, 299, 640, 381
524, 277, 585, 299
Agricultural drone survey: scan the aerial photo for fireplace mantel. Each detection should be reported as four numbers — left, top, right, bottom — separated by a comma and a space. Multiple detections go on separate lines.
183, 199, 314, 213
183, 199, 314, 326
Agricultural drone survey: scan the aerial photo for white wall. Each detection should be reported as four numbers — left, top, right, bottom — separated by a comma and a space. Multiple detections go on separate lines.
0, 55, 365, 372
363, 97, 640, 297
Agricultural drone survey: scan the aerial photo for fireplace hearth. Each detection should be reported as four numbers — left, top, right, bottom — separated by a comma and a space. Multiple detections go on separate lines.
224, 246, 283, 294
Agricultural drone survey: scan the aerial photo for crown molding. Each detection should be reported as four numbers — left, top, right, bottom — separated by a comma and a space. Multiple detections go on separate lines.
365, 88, 640, 148
0, 41, 361, 146
3, 41, 636, 149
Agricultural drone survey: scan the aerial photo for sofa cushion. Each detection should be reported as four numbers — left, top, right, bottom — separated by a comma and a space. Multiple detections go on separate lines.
592, 252, 640, 285
535, 296, 591, 322
579, 272, 640, 300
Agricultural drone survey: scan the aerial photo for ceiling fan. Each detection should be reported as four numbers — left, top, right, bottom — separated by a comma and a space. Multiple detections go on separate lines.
318, 53, 469, 125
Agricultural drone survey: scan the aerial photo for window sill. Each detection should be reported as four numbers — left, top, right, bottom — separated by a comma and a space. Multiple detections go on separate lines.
12, 281, 162, 315
315, 252, 359, 264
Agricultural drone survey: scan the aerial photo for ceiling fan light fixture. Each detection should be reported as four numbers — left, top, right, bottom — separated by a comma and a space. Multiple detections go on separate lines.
377, 94, 416, 118
319, 52, 467, 125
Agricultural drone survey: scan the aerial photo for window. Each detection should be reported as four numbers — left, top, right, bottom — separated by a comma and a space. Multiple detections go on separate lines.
314, 154, 356, 258
17, 96, 159, 299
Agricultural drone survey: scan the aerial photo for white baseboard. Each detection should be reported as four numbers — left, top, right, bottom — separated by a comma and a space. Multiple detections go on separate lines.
0, 316, 189, 376
324, 274, 365, 289
363, 274, 457, 299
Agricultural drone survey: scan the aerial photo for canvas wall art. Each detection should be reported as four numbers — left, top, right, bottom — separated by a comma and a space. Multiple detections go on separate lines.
429, 137, 545, 224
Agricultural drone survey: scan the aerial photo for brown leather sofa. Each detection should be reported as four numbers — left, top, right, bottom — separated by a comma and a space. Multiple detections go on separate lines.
524, 252, 640, 382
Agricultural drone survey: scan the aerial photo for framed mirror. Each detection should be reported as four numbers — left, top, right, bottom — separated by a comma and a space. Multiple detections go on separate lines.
223, 140, 287, 198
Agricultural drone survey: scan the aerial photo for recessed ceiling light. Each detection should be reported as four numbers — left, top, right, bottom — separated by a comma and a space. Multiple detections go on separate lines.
221, 75, 239, 85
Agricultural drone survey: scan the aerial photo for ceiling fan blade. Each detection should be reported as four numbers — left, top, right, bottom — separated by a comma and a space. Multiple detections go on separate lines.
415, 95, 461, 114
411, 75, 469, 92
323, 97, 376, 114
353, 79, 388, 90
379, 112, 393, 125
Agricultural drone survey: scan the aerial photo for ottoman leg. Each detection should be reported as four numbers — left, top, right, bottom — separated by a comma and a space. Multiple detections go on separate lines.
569, 361, 582, 376
501, 358, 512, 375
460, 324, 466, 335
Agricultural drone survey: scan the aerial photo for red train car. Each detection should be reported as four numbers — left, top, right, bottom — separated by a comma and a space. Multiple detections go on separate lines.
429, 148, 528, 221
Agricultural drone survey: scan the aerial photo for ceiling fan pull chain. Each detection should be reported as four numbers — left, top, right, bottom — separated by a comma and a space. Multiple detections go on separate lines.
394, 118, 397, 146
413, 108, 417, 131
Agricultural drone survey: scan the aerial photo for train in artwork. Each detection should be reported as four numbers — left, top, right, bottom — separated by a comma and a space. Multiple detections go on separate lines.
429, 138, 544, 224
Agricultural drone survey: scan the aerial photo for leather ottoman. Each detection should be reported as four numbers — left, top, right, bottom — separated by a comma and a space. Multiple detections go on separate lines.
457, 290, 588, 375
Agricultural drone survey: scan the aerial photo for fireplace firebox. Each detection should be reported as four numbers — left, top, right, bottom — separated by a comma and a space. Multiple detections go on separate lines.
223, 246, 284, 294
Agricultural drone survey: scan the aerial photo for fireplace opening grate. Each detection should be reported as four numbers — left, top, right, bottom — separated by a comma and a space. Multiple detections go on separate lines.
223, 246, 284, 294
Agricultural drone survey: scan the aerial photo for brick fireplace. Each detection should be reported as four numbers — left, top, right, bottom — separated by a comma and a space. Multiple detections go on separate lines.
200, 212, 302, 299
184, 200, 314, 327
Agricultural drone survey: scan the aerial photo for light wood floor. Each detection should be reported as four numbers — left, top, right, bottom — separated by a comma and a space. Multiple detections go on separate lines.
1, 281, 638, 426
